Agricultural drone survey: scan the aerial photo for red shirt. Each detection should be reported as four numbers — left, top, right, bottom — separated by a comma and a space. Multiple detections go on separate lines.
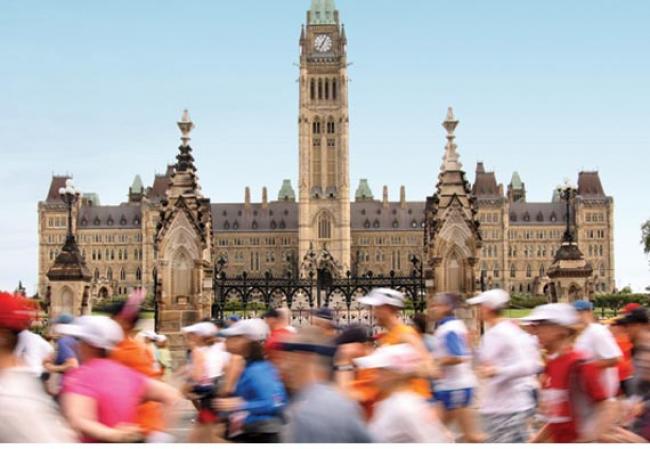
264, 328, 292, 355
541, 348, 608, 443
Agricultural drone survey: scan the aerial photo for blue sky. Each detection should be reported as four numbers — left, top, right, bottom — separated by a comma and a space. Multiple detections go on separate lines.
1, 0, 649, 294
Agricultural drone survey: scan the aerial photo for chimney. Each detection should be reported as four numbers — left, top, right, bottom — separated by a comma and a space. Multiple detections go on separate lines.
400, 186, 406, 208
244, 186, 251, 208
382, 186, 389, 207
262, 187, 268, 208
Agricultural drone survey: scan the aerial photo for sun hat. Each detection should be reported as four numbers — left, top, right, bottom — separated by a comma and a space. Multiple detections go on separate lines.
181, 322, 218, 338
467, 289, 510, 310
572, 299, 594, 312
353, 343, 422, 374
358, 288, 405, 309
218, 319, 269, 341
520, 303, 579, 327
55, 316, 124, 350
0, 292, 37, 332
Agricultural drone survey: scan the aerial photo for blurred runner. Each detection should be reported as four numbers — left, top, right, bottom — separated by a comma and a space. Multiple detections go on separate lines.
0, 292, 76, 443
109, 289, 165, 437
215, 319, 287, 443
355, 344, 452, 443
334, 324, 380, 420
280, 326, 372, 443
524, 304, 614, 443
58, 315, 179, 443
310, 307, 338, 340
572, 299, 622, 399
43, 313, 79, 397
358, 288, 432, 399
429, 292, 484, 442
153, 334, 172, 383
467, 289, 542, 443
263, 308, 292, 364
14, 322, 53, 380
609, 320, 634, 397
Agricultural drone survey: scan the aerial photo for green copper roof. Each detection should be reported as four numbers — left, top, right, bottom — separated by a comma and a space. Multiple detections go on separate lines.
83, 193, 100, 206
278, 179, 296, 201
309, 0, 337, 25
131, 175, 144, 193
355, 179, 374, 201
510, 171, 523, 189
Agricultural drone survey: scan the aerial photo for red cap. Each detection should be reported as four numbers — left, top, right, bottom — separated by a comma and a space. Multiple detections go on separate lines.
621, 303, 641, 315
0, 292, 37, 332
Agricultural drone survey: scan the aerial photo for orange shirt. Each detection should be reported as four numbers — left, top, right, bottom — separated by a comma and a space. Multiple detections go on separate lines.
347, 368, 380, 420
379, 323, 432, 398
110, 337, 164, 433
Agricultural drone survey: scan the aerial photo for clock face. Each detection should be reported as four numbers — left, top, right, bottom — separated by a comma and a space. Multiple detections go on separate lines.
314, 34, 333, 53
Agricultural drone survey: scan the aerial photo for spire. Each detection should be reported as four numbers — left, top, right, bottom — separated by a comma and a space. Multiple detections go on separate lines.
130, 175, 144, 193
174, 109, 197, 173
382, 186, 389, 207
278, 179, 296, 202
300, 25, 306, 44
354, 179, 374, 201
309, 0, 337, 25
441, 107, 462, 172
510, 171, 523, 189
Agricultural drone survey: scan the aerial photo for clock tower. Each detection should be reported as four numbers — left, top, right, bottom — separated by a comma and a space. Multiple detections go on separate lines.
298, 0, 351, 275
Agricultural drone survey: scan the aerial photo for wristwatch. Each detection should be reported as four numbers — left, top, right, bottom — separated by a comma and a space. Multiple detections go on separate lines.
334, 364, 355, 372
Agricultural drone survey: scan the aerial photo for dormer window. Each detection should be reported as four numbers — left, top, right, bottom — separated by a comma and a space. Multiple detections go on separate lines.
364, 219, 371, 229
252, 221, 258, 230
536, 212, 544, 222
120, 215, 127, 226
94, 216, 101, 226
373, 219, 380, 229
224, 220, 230, 230
411, 220, 418, 229
271, 220, 277, 230
523, 212, 530, 222
222, 210, 227, 217
361, 209, 366, 215
232, 221, 239, 230
279, 220, 286, 229
510, 213, 517, 222
81, 217, 88, 226
133, 216, 140, 226
392, 220, 399, 229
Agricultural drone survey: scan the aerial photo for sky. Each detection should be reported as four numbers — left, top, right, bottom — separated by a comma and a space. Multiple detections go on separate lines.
1, 0, 649, 294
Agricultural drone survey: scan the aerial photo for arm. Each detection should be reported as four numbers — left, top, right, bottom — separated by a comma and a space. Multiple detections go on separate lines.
220, 353, 245, 396
238, 370, 286, 415
61, 393, 142, 443
44, 357, 79, 374
436, 331, 469, 367
142, 379, 181, 432
529, 423, 552, 443
578, 399, 615, 442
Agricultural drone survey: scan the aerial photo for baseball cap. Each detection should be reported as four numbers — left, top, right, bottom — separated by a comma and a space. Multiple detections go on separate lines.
0, 291, 37, 332
228, 315, 240, 322
312, 307, 334, 321
520, 303, 579, 327
617, 308, 649, 326
218, 319, 269, 341
358, 288, 405, 308
572, 299, 594, 312
155, 334, 168, 343
55, 316, 124, 350
354, 344, 422, 374
467, 289, 510, 310
181, 322, 218, 338
262, 309, 280, 319
621, 303, 641, 315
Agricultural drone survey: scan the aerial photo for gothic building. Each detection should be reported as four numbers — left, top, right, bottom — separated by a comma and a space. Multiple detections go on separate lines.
37, 0, 615, 316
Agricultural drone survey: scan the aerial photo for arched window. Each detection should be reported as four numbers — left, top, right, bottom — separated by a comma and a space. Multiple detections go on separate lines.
599, 263, 605, 277
136, 267, 142, 281
526, 265, 532, 278
120, 267, 126, 281
510, 264, 516, 278
494, 264, 500, 278
107, 268, 113, 281
540, 265, 545, 277
310, 78, 315, 100
318, 78, 323, 99
332, 78, 337, 100
318, 213, 332, 239
324, 78, 329, 99
94, 268, 99, 281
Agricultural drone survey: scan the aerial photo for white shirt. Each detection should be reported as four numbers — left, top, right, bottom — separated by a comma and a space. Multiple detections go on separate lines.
14, 331, 54, 377
574, 322, 622, 398
431, 317, 476, 390
478, 320, 542, 414
369, 391, 452, 443
201, 342, 231, 380
0, 367, 76, 442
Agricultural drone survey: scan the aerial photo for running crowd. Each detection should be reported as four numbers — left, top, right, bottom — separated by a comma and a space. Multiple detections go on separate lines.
2, 286, 650, 443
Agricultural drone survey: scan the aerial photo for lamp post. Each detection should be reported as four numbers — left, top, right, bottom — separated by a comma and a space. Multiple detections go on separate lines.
58, 179, 81, 246
557, 179, 577, 243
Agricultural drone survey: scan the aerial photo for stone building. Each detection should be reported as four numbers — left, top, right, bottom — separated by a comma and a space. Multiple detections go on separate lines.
37, 0, 615, 313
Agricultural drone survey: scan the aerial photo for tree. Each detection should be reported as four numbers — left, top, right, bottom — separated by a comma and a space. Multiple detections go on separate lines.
642, 220, 650, 255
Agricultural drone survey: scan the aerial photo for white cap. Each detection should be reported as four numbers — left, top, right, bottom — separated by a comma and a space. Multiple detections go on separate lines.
358, 288, 405, 308
181, 322, 218, 338
219, 319, 269, 341
55, 316, 124, 350
155, 334, 168, 343
467, 289, 510, 309
354, 344, 422, 374
141, 330, 158, 340
520, 303, 579, 327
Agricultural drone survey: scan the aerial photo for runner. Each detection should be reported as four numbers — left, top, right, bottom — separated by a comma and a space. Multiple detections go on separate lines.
262, 309, 293, 364
572, 299, 622, 399
358, 288, 433, 399
58, 316, 179, 443
310, 307, 338, 340
280, 326, 372, 443
355, 343, 452, 443
467, 289, 543, 443
524, 303, 615, 443
0, 292, 76, 442
153, 334, 173, 383
215, 319, 287, 443
429, 292, 484, 443
43, 313, 79, 397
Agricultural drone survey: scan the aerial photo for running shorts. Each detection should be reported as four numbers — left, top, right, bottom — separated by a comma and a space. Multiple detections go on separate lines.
434, 388, 474, 410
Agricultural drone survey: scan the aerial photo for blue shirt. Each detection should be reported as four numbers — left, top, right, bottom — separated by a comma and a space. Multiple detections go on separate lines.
55, 336, 78, 365
235, 360, 287, 426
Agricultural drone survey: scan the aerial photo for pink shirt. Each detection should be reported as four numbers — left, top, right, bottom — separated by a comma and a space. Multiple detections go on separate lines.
62, 358, 147, 442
